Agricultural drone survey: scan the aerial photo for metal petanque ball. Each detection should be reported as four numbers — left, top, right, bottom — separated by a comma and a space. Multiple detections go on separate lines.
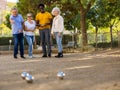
21, 72, 29, 79
25, 74, 34, 83
57, 72, 65, 80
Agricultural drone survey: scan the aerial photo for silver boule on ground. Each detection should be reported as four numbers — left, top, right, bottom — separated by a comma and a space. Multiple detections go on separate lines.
25, 74, 34, 83
57, 71, 65, 80
21, 72, 29, 79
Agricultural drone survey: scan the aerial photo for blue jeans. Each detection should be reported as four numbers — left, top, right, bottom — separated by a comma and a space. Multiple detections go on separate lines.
54, 32, 63, 53
39, 28, 51, 55
25, 35, 34, 56
13, 33, 24, 57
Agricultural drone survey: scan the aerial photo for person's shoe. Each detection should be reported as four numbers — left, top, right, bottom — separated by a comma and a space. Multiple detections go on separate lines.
55, 52, 63, 58
21, 56, 25, 59
29, 56, 33, 59
42, 55, 47, 58
14, 56, 17, 59
55, 53, 60, 58
48, 54, 51, 57
29, 56, 35, 58
59, 54, 63, 57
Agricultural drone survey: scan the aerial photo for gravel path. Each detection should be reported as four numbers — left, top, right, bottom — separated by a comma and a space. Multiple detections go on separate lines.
0, 49, 120, 90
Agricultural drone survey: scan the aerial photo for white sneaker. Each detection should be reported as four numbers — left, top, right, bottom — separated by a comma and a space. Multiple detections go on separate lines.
29, 56, 33, 58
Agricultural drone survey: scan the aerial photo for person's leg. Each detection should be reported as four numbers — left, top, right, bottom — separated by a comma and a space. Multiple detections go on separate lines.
31, 36, 34, 56
39, 30, 47, 57
55, 32, 63, 57
19, 33, 25, 58
45, 29, 51, 57
13, 34, 19, 58
25, 35, 33, 57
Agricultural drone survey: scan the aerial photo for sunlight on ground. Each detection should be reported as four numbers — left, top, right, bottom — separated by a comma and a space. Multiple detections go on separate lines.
65, 65, 94, 70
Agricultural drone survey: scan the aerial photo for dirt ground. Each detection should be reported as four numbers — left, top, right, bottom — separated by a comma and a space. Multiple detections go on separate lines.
0, 49, 120, 90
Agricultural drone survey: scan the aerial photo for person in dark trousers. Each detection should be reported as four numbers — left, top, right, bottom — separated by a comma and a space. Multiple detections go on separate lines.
36, 4, 52, 57
10, 7, 25, 59
51, 7, 64, 58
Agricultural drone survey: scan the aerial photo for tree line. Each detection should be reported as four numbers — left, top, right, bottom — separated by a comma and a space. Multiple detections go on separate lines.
5, 0, 120, 50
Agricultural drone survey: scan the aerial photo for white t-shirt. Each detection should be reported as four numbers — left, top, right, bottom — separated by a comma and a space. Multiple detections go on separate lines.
24, 20, 36, 36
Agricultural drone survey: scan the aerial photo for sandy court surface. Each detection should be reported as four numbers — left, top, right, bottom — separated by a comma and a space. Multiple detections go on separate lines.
0, 49, 120, 90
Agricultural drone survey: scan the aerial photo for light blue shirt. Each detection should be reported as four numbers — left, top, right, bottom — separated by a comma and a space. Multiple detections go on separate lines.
10, 14, 24, 34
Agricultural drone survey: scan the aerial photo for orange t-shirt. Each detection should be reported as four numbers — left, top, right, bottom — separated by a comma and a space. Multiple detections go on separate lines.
36, 12, 52, 30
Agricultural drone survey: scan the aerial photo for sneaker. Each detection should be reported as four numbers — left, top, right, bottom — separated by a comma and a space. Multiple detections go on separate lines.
29, 56, 35, 58
29, 56, 33, 58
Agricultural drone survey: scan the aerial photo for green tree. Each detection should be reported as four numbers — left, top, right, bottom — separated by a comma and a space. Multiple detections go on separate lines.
87, 1, 107, 49
60, 0, 96, 50
17, 0, 39, 18
78, 0, 95, 50
4, 14, 11, 29
16, 0, 96, 50
96, 0, 120, 47
17, 0, 59, 18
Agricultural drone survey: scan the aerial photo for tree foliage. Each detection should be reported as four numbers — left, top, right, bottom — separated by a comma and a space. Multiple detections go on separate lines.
4, 14, 11, 29
87, 0, 120, 48
4, 0, 120, 49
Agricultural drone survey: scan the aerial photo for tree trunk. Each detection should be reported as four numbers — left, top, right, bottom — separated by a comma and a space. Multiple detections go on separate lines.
95, 26, 98, 50
110, 25, 113, 48
80, 12, 88, 51
117, 31, 120, 48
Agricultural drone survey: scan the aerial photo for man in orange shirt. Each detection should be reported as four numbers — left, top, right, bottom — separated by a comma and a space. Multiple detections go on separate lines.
36, 4, 52, 57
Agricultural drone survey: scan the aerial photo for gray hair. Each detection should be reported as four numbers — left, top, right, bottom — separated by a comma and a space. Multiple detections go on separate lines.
11, 7, 18, 12
51, 7, 61, 15
27, 13, 33, 17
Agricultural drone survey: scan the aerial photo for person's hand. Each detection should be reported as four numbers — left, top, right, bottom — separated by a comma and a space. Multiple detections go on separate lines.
51, 34, 55, 39
40, 24, 46, 28
40, 23, 50, 27
19, 30, 23, 33
31, 30, 35, 32
41, 24, 45, 26
58, 32, 62, 37
10, 20, 15, 24
36, 24, 40, 27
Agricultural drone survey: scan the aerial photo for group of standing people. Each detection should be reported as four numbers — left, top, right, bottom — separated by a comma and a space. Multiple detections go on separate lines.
10, 4, 64, 59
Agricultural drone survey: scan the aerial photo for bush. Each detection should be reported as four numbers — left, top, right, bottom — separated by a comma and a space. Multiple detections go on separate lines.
0, 37, 13, 45
0, 35, 73, 45
91, 41, 118, 48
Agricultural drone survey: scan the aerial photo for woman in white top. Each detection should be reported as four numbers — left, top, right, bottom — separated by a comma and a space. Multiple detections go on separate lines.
24, 13, 36, 58
51, 7, 64, 58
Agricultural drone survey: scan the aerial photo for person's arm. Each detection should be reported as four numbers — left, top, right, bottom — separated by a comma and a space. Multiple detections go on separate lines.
36, 20, 40, 26
35, 14, 41, 28
9, 15, 14, 24
19, 14, 24, 33
24, 26, 34, 32
24, 21, 36, 32
58, 16, 64, 37
24, 21, 29, 32
24, 24, 33, 32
